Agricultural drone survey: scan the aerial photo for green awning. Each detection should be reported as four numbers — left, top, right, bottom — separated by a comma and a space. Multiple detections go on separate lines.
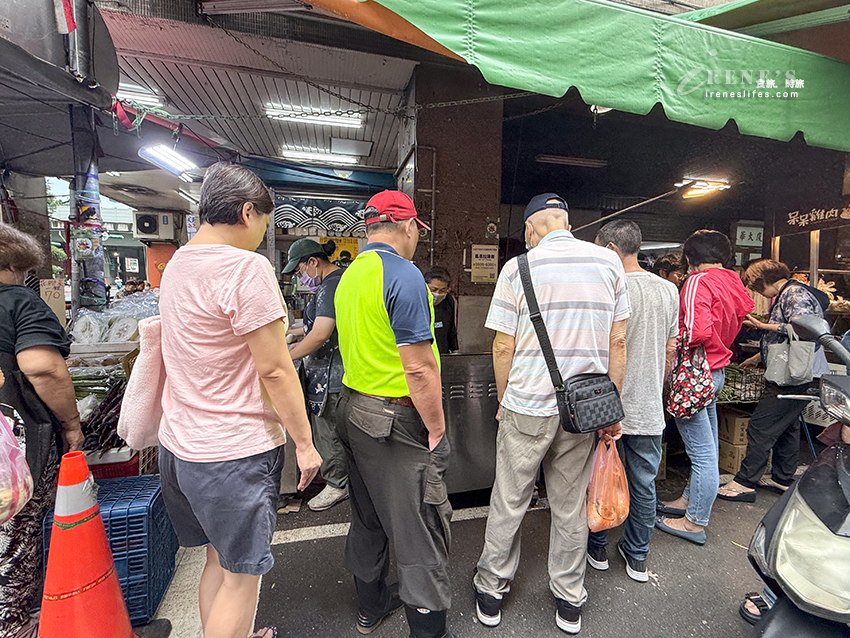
369, 0, 850, 152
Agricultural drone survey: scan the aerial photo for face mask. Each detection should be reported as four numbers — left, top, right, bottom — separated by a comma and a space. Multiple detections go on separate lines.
432, 292, 447, 305
299, 263, 321, 292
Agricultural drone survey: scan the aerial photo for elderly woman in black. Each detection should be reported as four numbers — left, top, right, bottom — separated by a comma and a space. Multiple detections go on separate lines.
0, 223, 83, 635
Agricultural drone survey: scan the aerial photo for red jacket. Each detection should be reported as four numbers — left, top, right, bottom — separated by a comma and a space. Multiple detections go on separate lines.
679, 268, 754, 371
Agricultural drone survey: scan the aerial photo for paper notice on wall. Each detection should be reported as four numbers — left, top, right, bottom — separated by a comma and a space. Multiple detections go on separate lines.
40, 279, 66, 326
186, 214, 198, 240
125, 257, 139, 273
471, 245, 499, 283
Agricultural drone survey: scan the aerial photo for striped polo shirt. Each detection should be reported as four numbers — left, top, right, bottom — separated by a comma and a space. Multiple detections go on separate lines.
486, 230, 630, 417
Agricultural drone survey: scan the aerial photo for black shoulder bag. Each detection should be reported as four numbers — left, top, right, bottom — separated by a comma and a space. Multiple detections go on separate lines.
516, 253, 624, 434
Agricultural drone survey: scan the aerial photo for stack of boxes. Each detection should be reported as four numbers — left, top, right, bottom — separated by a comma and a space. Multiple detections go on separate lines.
718, 408, 750, 474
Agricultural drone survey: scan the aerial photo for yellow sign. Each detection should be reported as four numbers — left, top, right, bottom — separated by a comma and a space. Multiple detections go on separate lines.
320, 236, 360, 262
40, 279, 66, 327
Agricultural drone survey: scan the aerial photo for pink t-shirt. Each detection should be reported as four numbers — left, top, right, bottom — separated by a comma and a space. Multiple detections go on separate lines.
158, 245, 288, 462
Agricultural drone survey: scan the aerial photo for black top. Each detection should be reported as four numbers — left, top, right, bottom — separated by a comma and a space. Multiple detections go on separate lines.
433, 294, 458, 354
0, 284, 70, 358
302, 269, 345, 413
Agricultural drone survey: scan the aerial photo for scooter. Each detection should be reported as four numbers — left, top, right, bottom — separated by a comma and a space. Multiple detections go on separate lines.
746, 314, 850, 637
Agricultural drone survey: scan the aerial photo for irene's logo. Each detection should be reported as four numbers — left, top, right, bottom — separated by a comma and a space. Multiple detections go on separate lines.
677, 49, 804, 98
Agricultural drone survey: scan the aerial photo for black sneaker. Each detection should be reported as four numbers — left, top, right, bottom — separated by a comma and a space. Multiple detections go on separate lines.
586, 544, 609, 571
357, 583, 403, 634
474, 586, 502, 627
618, 542, 649, 583
555, 598, 582, 634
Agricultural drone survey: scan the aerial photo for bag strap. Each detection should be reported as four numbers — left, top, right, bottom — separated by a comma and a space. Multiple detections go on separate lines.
517, 254, 564, 392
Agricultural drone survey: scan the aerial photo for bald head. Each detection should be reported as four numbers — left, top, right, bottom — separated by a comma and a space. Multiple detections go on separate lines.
525, 204, 570, 248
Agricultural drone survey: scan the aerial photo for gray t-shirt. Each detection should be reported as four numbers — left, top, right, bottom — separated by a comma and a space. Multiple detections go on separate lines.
620, 272, 679, 436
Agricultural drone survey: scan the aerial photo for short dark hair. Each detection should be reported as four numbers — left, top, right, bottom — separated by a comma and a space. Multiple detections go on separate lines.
743, 259, 791, 293
596, 220, 642, 256
199, 162, 273, 225
683, 230, 732, 269
366, 220, 402, 236
654, 253, 684, 276
0, 222, 44, 273
424, 266, 451, 284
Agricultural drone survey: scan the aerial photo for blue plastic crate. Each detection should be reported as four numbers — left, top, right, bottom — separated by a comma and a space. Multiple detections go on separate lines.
44, 475, 178, 625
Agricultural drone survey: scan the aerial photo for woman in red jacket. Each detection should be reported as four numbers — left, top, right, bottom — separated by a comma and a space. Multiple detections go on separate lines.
656, 230, 754, 545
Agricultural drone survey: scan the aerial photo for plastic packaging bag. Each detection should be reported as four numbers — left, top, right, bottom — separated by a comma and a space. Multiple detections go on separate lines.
586, 439, 630, 533
0, 414, 34, 524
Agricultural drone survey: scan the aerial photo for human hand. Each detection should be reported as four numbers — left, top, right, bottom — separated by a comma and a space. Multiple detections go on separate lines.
741, 354, 761, 368
495, 405, 502, 422
61, 426, 85, 453
428, 430, 446, 451
598, 422, 623, 442
0, 368, 4, 389
296, 444, 322, 492
744, 314, 766, 331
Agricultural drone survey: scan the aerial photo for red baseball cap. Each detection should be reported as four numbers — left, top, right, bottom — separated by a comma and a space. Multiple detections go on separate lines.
364, 190, 431, 231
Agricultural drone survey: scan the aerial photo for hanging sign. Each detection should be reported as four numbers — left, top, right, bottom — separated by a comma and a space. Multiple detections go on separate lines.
40, 279, 66, 326
774, 201, 850, 236
273, 195, 366, 235
471, 245, 499, 283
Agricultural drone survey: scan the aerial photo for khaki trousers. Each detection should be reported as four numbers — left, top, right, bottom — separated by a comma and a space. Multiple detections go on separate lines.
474, 407, 595, 606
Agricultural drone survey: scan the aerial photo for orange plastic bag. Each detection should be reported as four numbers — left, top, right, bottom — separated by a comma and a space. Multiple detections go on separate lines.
586, 439, 630, 533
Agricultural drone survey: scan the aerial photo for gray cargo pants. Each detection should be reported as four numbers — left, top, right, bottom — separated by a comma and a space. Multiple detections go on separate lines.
337, 387, 453, 611
474, 407, 595, 606
313, 393, 348, 490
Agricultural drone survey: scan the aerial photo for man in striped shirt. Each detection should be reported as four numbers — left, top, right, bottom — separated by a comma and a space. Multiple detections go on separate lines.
472, 194, 629, 635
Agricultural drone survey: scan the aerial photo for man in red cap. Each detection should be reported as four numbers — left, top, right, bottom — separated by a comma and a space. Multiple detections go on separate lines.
334, 190, 455, 638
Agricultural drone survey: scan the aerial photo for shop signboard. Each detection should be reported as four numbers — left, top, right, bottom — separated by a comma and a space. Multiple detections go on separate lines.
273, 195, 366, 235
319, 236, 361, 262
125, 257, 139, 273
471, 245, 499, 283
774, 201, 850, 236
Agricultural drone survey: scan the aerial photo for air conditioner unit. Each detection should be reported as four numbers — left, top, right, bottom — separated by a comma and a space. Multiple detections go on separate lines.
133, 212, 175, 241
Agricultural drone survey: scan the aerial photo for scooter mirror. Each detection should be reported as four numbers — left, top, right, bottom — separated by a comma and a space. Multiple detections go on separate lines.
790, 315, 831, 342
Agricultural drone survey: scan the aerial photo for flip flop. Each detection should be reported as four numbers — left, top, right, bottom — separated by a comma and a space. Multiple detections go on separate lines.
656, 503, 687, 517
654, 516, 706, 545
717, 484, 757, 502
739, 592, 769, 626
250, 628, 278, 638
758, 477, 789, 494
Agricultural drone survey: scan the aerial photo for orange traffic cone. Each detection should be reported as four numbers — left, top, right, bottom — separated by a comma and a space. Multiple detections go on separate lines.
38, 451, 137, 638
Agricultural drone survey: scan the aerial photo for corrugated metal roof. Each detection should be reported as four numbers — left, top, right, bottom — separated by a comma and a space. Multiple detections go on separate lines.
102, 11, 415, 169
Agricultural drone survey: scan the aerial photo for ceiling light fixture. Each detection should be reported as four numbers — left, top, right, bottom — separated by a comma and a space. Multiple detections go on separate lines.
177, 189, 198, 204
266, 106, 363, 129
138, 144, 198, 183
677, 179, 731, 199
104, 171, 121, 177
281, 149, 360, 166
535, 155, 608, 168
116, 89, 163, 107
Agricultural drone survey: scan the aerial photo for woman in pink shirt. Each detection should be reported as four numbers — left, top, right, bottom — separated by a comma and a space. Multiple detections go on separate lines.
158, 163, 321, 638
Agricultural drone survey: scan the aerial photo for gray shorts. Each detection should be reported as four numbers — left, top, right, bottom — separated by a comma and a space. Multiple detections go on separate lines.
158, 445, 285, 576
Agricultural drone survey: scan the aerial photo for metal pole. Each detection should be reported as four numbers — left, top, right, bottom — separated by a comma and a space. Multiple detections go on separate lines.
572, 188, 681, 234
69, 104, 105, 320
418, 145, 437, 266
810, 229, 820, 286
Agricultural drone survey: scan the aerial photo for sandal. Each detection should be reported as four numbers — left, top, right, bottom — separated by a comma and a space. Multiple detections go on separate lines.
717, 482, 756, 502
739, 592, 769, 625
758, 477, 789, 494
251, 628, 278, 638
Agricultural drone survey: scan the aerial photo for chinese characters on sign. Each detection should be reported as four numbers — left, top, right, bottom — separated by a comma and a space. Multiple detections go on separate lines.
125, 257, 140, 273
471, 245, 499, 283
786, 207, 849, 228
40, 279, 65, 326
735, 226, 763, 247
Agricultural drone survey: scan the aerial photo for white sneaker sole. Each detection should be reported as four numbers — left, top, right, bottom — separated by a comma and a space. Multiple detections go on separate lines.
476, 602, 501, 627
585, 553, 609, 571
308, 491, 349, 512
555, 611, 581, 634
618, 545, 649, 583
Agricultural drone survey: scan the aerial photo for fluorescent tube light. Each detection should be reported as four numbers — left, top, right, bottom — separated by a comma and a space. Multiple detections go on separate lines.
266, 106, 362, 129
116, 90, 162, 107
104, 171, 121, 177
281, 149, 359, 166
535, 155, 608, 168
178, 189, 198, 204
138, 144, 198, 176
